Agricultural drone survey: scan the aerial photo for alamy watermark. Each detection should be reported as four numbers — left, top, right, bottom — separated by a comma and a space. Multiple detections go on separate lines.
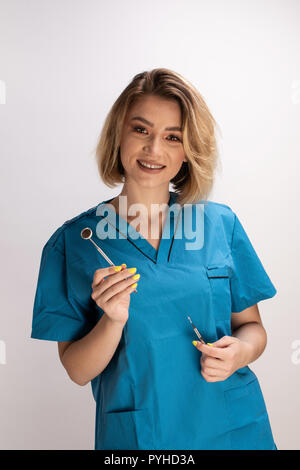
95, 197, 205, 250
291, 339, 300, 365
291, 80, 300, 105
0, 340, 6, 365
0, 80, 6, 104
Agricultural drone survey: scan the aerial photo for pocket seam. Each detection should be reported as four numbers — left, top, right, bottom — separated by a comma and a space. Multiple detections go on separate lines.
105, 408, 147, 415
205, 265, 232, 321
100, 408, 154, 450
224, 376, 258, 393
206, 265, 230, 278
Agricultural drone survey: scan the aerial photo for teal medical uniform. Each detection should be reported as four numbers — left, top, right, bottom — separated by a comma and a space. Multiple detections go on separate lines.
31, 191, 278, 450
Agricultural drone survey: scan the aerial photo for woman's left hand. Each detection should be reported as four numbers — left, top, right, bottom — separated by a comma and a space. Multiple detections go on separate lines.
194, 335, 254, 382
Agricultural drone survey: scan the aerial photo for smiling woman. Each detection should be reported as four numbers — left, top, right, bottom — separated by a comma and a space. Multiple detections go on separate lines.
31, 68, 278, 451
113, 94, 189, 200
95, 68, 219, 207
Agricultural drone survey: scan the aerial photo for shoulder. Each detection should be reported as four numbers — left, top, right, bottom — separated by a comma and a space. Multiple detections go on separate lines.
173, 191, 237, 232
196, 200, 238, 247
201, 199, 233, 214
199, 199, 236, 224
43, 204, 99, 253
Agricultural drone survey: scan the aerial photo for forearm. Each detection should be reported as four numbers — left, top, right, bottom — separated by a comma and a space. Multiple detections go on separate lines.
231, 321, 267, 368
61, 314, 125, 386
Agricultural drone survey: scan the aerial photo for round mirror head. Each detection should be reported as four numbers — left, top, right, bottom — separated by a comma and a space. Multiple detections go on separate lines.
81, 227, 92, 240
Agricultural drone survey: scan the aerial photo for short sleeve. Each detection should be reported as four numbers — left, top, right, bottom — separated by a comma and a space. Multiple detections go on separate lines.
31, 236, 95, 342
230, 212, 277, 313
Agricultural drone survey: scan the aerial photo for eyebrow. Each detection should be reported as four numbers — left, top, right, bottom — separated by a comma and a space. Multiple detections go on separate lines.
130, 116, 182, 132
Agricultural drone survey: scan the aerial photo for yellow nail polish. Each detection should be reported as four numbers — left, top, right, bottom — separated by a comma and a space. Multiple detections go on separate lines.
192, 341, 198, 347
131, 282, 138, 289
132, 274, 140, 281
122, 263, 127, 268
207, 343, 214, 347
114, 266, 122, 271
128, 267, 137, 274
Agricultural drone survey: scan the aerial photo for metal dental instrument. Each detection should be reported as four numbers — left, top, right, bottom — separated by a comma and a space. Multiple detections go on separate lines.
187, 316, 206, 344
80, 227, 137, 293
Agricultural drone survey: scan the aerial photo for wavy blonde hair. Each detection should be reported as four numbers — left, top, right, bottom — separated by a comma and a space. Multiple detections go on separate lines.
94, 68, 221, 205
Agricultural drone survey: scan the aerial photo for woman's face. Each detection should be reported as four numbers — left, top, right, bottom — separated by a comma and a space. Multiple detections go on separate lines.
119, 94, 187, 190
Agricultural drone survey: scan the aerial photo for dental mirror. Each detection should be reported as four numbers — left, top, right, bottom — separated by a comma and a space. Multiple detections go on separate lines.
80, 227, 137, 293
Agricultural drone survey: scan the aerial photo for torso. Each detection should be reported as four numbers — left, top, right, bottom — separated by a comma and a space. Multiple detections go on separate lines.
136, 230, 161, 251
109, 197, 165, 252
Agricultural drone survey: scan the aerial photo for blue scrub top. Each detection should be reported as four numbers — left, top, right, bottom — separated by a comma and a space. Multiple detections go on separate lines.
31, 191, 278, 450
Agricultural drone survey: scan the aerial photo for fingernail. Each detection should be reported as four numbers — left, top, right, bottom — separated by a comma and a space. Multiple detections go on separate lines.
121, 263, 127, 268
192, 341, 198, 347
114, 266, 122, 271
128, 267, 137, 274
131, 282, 138, 289
132, 274, 140, 281
207, 343, 214, 347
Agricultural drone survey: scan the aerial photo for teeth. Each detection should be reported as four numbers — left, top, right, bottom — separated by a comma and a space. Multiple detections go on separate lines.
139, 160, 164, 169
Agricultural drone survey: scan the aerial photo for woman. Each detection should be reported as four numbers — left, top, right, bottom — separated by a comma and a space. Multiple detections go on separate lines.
31, 68, 278, 450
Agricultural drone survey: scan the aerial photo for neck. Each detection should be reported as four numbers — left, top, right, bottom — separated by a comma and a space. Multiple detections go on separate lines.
111, 184, 171, 222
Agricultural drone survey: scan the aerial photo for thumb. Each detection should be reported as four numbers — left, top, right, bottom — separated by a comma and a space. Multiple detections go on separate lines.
210, 335, 234, 348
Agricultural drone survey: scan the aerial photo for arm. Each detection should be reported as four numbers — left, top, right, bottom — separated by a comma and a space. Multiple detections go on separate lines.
58, 314, 125, 386
195, 304, 268, 382
230, 303, 267, 367
57, 265, 139, 387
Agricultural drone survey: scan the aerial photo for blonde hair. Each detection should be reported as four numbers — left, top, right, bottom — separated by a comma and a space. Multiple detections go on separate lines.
94, 68, 221, 205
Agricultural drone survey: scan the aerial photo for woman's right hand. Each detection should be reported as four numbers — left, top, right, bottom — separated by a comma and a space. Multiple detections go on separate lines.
91, 265, 140, 325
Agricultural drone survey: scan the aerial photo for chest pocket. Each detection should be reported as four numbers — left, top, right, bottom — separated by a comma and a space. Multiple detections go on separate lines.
206, 265, 232, 322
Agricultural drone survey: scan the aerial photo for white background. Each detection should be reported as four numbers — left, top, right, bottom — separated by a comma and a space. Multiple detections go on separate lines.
0, 0, 299, 450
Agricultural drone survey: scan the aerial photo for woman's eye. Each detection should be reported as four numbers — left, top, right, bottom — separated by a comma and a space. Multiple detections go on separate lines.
167, 135, 182, 142
133, 126, 147, 134
132, 127, 182, 142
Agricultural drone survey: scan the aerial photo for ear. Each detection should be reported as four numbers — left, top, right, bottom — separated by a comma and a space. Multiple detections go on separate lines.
183, 155, 188, 163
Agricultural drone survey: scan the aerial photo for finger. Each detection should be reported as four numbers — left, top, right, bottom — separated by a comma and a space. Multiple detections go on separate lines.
201, 366, 225, 377
98, 267, 138, 295
201, 371, 223, 383
196, 342, 226, 359
201, 359, 229, 376
211, 335, 236, 348
107, 280, 138, 304
201, 356, 228, 371
92, 265, 124, 288
92, 266, 135, 290
100, 277, 139, 304
102, 274, 139, 302
94, 274, 140, 304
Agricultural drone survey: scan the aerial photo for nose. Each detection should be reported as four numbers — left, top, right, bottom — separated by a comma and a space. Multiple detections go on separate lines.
143, 133, 163, 155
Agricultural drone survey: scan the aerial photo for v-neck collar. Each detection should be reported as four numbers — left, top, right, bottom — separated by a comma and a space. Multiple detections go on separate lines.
96, 191, 182, 264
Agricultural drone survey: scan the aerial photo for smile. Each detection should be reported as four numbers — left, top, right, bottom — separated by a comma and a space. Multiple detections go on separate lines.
137, 160, 166, 170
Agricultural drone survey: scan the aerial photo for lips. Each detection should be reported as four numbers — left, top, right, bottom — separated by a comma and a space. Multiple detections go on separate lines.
137, 159, 166, 169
